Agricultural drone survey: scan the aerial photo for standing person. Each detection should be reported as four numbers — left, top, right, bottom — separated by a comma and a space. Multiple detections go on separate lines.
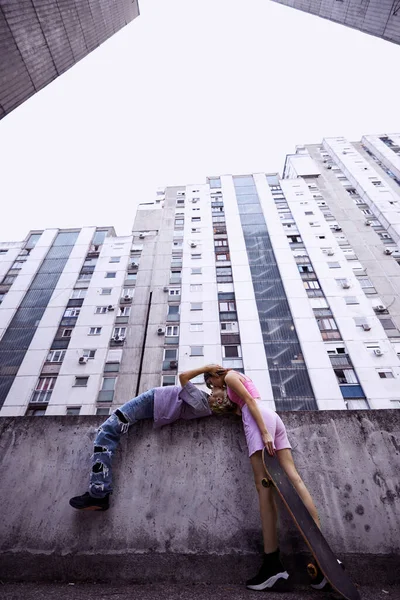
70, 364, 233, 511
204, 368, 325, 592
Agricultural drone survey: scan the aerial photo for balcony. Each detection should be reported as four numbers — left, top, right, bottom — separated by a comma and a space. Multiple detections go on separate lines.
219, 311, 238, 321
67, 299, 84, 308
98, 391, 115, 402
300, 272, 316, 280
30, 390, 53, 404
329, 355, 352, 368
166, 313, 180, 322
169, 277, 182, 285
340, 385, 366, 399
216, 276, 233, 284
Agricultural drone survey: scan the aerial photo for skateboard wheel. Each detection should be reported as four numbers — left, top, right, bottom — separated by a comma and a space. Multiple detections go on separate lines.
261, 478, 272, 488
307, 563, 318, 579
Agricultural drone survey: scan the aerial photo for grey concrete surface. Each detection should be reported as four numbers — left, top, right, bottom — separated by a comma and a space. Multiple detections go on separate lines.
0, 583, 399, 600
0, 411, 399, 584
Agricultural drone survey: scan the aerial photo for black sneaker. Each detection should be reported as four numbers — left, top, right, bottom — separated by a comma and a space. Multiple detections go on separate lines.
309, 559, 344, 590
246, 551, 290, 591
69, 492, 110, 511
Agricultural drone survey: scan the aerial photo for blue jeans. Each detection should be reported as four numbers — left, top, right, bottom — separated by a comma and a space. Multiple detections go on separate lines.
89, 389, 155, 498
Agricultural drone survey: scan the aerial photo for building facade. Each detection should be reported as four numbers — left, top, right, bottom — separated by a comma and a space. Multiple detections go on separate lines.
0, 0, 140, 119
272, 1, 400, 45
1, 138, 400, 417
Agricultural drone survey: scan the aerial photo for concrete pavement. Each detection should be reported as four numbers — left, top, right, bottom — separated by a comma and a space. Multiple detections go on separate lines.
0, 583, 398, 600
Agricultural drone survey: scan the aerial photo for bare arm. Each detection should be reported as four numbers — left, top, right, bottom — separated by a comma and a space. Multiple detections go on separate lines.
179, 364, 222, 387
225, 371, 275, 455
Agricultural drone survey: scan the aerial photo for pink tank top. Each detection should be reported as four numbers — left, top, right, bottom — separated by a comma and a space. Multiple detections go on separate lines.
226, 375, 261, 409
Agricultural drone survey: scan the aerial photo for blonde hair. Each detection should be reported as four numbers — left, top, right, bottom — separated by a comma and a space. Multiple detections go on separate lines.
209, 389, 235, 415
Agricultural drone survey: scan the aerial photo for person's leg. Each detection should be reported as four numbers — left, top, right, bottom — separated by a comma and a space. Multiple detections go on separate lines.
246, 451, 289, 591
275, 448, 320, 528
69, 389, 155, 510
250, 451, 278, 553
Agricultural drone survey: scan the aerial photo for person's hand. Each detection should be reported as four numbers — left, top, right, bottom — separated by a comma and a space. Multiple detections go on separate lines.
262, 431, 275, 456
204, 364, 223, 374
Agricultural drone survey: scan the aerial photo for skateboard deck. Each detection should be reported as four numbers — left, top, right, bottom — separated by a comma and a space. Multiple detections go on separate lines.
262, 448, 360, 600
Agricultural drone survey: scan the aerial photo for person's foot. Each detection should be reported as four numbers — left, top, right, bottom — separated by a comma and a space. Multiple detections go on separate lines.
309, 559, 344, 590
246, 550, 290, 591
69, 491, 110, 511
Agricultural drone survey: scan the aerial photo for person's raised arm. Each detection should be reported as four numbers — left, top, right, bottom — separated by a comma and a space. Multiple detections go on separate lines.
179, 364, 222, 388
224, 371, 275, 456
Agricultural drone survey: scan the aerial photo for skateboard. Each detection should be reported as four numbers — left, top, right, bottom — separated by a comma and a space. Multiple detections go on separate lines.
262, 448, 360, 600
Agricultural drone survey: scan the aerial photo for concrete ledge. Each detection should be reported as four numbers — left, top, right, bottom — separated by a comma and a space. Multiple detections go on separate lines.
1, 410, 400, 583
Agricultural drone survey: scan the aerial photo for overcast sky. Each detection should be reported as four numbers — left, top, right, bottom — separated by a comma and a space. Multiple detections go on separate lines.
0, 0, 399, 242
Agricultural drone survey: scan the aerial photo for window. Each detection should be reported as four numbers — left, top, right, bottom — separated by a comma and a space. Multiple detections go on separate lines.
224, 345, 241, 358
354, 318, 370, 328
191, 268, 202, 275
109, 257, 121, 263
0, 249, 8, 254
190, 322, 203, 332
168, 305, 179, 315
162, 376, 176, 387
169, 289, 181, 296
82, 349, 96, 359
125, 273, 137, 281
191, 253, 202, 260
190, 346, 204, 356
62, 329, 73, 338
119, 306, 131, 317
209, 178, 221, 188
77, 273, 92, 281
74, 377, 89, 387
216, 267, 232, 276
328, 262, 341, 269
101, 288, 112, 295
47, 350, 66, 362
71, 289, 86, 299
26, 409, 46, 416
96, 408, 110, 416
190, 284, 202, 292
191, 228, 200, 233
345, 297, 359, 305
214, 240, 228, 247
303, 281, 320, 289
101, 377, 117, 391
316, 318, 338, 331
219, 301, 236, 311
66, 407, 81, 416
89, 327, 102, 335
164, 349, 177, 359
174, 219, 184, 227
378, 370, 395, 379
64, 308, 80, 317
379, 318, 397, 330
216, 254, 229, 261
122, 288, 134, 298
191, 217, 201, 222
173, 240, 183, 247
190, 302, 203, 311
95, 306, 108, 314
113, 327, 126, 338
221, 322, 237, 332
166, 325, 179, 336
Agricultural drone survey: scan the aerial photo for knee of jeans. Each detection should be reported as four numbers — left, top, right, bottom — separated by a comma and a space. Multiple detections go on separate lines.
92, 460, 109, 477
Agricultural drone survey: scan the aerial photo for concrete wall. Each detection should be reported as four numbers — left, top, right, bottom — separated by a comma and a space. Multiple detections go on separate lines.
1, 410, 400, 584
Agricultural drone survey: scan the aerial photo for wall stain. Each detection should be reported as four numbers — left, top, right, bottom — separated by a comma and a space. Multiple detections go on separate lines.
344, 512, 353, 522
355, 505, 365, 516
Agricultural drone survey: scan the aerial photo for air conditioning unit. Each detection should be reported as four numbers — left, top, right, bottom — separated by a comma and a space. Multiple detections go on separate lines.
365, 220, 371, 226
107, 305, 114, 311
326, 165, 332, 169
123, 295, 132, 302
139, 233, 145, 239
341, 281, 350, 289
333, 225, 342, 231
157, 327, 165, 335
112, 335, 125, 343
78, 356, 88, 364
374, 349, 383, 357
130, 262, 138, 268
163, 287, 169, 292
327, 250, 335, 256
362, 323, 371, 331
384, 249, 393, 255
190, 242, 197, 248
170, 360, 178, 369
374, 305, 387, 312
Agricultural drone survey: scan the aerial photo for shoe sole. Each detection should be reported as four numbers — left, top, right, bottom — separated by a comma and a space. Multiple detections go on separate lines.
246, 571, 290, 591
69, 501, 109, 511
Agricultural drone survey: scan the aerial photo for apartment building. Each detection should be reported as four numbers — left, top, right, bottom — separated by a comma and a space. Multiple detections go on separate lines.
0, 0, 140, 119
1, 142, 400, 416
0, 226, 139, 416
272, 1, 400, 45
